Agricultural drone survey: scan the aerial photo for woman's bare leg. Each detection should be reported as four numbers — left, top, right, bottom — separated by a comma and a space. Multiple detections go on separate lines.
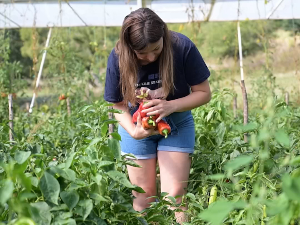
127, 158, 157, 211
158, 151, 191, 224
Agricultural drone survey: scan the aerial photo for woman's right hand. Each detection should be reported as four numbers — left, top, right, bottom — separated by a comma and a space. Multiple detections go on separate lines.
131, 112, 159, 140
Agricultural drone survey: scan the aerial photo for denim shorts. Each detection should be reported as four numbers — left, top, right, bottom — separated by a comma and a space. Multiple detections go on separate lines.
118, 110, 195, 159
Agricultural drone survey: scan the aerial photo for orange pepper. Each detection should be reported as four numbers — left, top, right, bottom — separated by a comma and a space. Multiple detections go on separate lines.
157, 120, 171, 138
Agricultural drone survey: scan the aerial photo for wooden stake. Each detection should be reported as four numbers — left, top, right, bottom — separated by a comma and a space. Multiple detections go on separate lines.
8, 94, 14, 143
285, 92, 289, 105
26, 102, 30, 111
237, 21, 249, 142
29, 27, 52, 113
137, 0, 146, 8
108, 106, 114, 138
66, 97, 71, 116
240, 80, 249, 142
233, 95, 237, 119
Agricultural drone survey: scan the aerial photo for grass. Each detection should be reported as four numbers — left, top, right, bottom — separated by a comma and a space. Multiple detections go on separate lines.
212, 69, 300, 110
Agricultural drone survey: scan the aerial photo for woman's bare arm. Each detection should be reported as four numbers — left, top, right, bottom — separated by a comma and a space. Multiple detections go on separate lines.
141, 80, 211, 122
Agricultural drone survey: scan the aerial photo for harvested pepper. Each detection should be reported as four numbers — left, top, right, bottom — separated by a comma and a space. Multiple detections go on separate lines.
132, 110, 139, 123
142, 116, 157, 129
157, 120, 171, 138
132, 102, 150, 123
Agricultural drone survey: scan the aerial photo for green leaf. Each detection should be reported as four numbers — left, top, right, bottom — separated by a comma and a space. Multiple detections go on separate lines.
68, 182, 87, 191
90, 193, 110, 204
167, 196, 176, 204
124, 160, 142, 168
224, 155, 253, 171
88, 138, 102, 148
101, 123, 108, 137
137, 217, 148, 225
103, 102, 114, 107
160, 192, 169, 197
63, 169, 77, 181
280, 205, 294, 225
14, 161, 28, 173
216, 122, 226, 146
19, 192, 37, 201
79, 123, 93, 129
50, 167, 76, 181
50, 204, 69, 211
134, 186, 146, 193
76, 199, 93, 220
107, 108, 123, 114
107, 170, 135, 188
53, 218, 76, 225
230, 150, 240, 159
15, 151, 31, 164
108, 138, 121, 160
290, 156, 300, 166
122, 153, 137, 160
29, 202, 51, 225
147, 214, 167, 223
39, 172, 60, 205
60, 190, 79, 210
266, 194, 289, 216
206, 110, 215, 122
109, 132, 121, 141
0, 179, 14, 205
18, 173, 31, 191
65, 151, 76, 169
233, 123, 257, 133
79, 105, 92, 113
57, 212, 72, 219
274, 129, 290, 148
98, 161, 114, 168
233, 200, 247, 209
258, 129, 270, 142
30, 177, 39, 187
91, 174, 102, 185
186, 193, 196, 201
282, 175, 300, 201
208, 174, 225, 180
199, 200, 235, 225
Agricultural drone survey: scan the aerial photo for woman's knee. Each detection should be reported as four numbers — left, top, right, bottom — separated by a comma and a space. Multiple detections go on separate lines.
164, 186, 186, 204
133, 186, 157, 200
132, 187, 157, 211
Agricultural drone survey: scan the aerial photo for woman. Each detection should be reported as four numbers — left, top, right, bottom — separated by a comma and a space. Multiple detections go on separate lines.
104, 8, 211, 223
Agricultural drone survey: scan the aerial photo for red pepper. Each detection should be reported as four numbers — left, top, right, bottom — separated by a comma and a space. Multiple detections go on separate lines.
59, 94, 67, 101
157, 120, 171, 138
142, 116, 157, 129
140, 102, 148, 118
132, 102, 151, 123
132, 111, 139, 123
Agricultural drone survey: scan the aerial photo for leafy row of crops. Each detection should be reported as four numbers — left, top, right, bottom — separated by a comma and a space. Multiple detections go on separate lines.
1, 19, 300, 225
1, 89, 300, 224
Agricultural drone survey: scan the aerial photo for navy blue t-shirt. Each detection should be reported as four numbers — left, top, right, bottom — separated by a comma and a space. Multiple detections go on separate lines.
104, 32, 210, 104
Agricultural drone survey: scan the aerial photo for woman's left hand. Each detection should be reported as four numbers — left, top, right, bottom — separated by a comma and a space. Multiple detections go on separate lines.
141, 99, 176, 122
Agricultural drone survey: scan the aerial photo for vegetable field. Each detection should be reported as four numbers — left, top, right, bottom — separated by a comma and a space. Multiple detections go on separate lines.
1, 18, 300, 225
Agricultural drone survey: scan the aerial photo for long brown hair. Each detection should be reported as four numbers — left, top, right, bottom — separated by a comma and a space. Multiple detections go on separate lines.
115, 8, 174, 107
